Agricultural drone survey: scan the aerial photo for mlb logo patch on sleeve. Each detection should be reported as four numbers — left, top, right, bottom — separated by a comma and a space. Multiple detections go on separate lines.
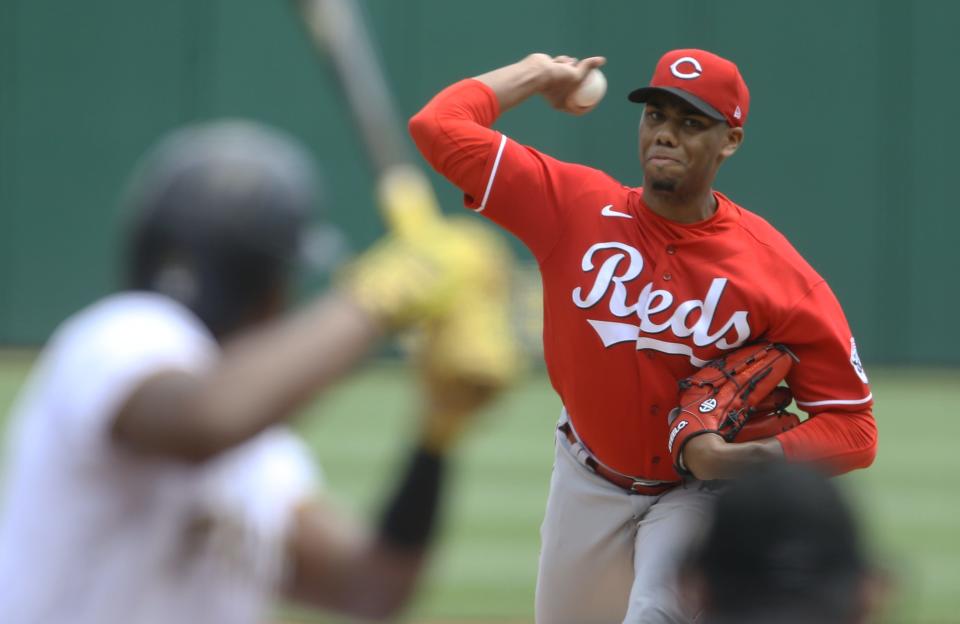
850, 337, 868, 384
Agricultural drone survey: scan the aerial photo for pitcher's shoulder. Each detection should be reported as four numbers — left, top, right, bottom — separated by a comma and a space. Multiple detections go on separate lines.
731, 203, 823, 283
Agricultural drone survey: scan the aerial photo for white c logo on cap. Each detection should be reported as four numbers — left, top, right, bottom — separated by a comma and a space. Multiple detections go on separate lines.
670, 57, 703, 80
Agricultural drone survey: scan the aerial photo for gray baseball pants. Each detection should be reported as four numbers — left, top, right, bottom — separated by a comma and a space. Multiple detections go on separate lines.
534, 413, 719, 624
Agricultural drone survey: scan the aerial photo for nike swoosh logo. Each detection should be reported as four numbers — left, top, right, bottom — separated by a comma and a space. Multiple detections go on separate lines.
601, 204, 632, 219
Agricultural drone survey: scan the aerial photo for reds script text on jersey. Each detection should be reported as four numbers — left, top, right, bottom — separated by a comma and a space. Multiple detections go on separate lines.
409, 80, 876, 481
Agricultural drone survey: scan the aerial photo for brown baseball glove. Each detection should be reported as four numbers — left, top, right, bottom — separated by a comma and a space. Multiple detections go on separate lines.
667, 342, 801, 475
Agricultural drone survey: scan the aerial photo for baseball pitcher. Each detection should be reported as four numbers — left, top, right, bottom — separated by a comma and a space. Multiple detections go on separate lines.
408, 49, 877, 623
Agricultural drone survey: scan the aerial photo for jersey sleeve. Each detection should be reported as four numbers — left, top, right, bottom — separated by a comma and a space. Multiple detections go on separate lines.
767, 281, 878, 474
207, 426, 320, 528
204, 426, 320, 584
48, 296, 216, 458
408, 79, 576, 261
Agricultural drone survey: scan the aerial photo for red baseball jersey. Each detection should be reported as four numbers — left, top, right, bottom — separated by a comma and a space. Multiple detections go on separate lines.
410, 79, 876, 481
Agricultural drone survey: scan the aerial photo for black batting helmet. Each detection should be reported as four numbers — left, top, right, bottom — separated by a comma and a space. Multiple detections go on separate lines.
123, 120, 324, 339
690, 463, 870, 624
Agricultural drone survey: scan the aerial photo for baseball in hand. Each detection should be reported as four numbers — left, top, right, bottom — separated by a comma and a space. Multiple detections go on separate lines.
569, 68, 607, 108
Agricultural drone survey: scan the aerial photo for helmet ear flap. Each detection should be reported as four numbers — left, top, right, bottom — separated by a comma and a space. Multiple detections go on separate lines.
150, 256, 201, 308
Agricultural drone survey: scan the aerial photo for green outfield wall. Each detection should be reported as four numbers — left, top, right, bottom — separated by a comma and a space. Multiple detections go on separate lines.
1, 0, 957, 363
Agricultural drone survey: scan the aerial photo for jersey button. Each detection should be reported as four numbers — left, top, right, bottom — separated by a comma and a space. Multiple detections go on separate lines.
663, 272, 672, 281
666, 244, 677, 255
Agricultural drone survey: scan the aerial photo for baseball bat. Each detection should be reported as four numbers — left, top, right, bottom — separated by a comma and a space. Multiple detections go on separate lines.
294, 0, 441, 243
294, 0, 525, 390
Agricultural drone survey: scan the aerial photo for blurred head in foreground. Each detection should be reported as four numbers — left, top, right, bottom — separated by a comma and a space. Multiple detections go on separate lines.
684, 463, 887, 624
123, 121, 321, 338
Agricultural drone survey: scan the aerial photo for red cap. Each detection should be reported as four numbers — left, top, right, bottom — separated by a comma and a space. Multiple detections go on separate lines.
628, 49, 750, 127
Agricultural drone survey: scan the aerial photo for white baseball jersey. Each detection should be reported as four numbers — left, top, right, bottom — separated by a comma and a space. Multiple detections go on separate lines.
0, 292, 318, 624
